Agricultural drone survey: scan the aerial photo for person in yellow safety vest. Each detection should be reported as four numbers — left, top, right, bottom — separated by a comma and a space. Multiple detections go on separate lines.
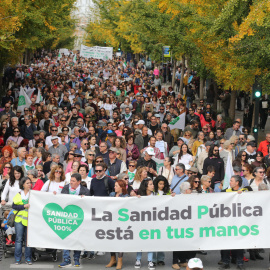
12, 177, 32, 265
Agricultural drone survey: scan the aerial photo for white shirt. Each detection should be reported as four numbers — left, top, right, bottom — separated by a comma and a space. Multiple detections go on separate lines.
132, 180, 141, 190
175, 153, 193, 166
1, 179, 21, 204
41, 181, 65, 194
82, 176, 92, 190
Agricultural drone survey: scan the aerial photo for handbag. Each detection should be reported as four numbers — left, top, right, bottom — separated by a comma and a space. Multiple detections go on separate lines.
7, 211, 20, 227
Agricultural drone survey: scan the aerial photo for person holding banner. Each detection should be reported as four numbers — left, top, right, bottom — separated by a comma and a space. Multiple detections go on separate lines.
106, 179, 129, 269
135, 178, 155, 270
59, 173, 90, 267
12, 177, 32, 265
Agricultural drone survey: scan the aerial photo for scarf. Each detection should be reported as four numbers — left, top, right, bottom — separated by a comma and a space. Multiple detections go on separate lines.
125, 113, 132, 120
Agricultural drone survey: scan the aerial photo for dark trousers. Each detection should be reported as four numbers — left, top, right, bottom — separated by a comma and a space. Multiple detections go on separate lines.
172, 251, 196, 264
221, 249, 244, 265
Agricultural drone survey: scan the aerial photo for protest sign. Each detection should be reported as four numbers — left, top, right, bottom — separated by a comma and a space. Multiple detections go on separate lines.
28, 191, 269, 252
80, 45, 113, 60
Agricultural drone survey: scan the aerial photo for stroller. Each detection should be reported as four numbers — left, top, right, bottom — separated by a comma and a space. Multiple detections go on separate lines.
32, 248, 58, 262
0, 205, 16, 258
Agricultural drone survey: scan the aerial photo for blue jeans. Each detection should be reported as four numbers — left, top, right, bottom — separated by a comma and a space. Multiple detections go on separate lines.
153, 252, 165, 263
136, 252, 153, 262
63, 250, 81, 262
14, 222, 32, 262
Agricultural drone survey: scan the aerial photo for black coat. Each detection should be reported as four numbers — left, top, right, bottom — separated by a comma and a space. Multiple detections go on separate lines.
61, 184, 90, 196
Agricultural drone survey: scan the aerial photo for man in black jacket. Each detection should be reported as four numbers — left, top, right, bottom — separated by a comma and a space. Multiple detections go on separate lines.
59, 173, 89, 267
61, 173, 90, 196
202, 144, 224, 192
137, 147, 157, 178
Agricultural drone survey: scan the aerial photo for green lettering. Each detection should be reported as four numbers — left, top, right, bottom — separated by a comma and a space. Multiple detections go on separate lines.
139, 229, 149, 240
198, 206, 208, 219
251, 225, 259, 235
239, 225, 250, 236
199, 227, 216, 237
150, 229, 161, 239
118, 208, 129, 222
217, 226, 226, 237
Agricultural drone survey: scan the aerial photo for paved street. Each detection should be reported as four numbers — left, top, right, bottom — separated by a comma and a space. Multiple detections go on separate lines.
1, 249, 269, 269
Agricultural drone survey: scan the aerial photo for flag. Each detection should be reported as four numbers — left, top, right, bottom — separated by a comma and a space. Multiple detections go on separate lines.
36, 89, 43, 103
168, 113, 186, 131
18, 88, 31, 115
25, 88, 34, 99
223, 155, 234, 189
58, 52, 62, 60
73, 54, 77, 62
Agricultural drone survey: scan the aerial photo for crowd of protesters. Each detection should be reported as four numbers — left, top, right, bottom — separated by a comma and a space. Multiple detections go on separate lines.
0, 50, 270, 270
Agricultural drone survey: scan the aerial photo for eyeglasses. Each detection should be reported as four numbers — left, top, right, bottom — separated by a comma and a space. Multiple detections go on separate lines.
37, 170, 43, 172
79, 130, 85, 133
89, 154, 95, 156
4, 166, 11, 169
55, 170, 62, 173
220, 143, 224, 145
258, 171, 265, 174
69, 153, 74, 155
129, 165, 135, 167
5, 106, 10, 109
74, 155, 81, 158
83, 143, 89, 145
123, 177, 129, 180
95, 170, 103, 173
14, 131, 20, 133
24, 109, 29, 111
61, 120, 66, 122
96, 160, 103, 163
51, 129, 57, 132
213, 150, 219, 152
230, 143, 235, 146
242, 154, 247, 156
194, 181, 200, 183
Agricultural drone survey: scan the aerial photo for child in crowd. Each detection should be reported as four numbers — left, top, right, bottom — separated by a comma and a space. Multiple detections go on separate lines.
1, 210, 15, 246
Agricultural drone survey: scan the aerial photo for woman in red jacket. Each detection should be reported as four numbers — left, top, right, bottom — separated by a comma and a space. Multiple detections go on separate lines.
27, 169, 44, 191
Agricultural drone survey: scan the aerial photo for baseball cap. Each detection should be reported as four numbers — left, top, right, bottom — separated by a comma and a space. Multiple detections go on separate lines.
189, 167, 198, 173
33, 131, 40, 135
74, 150, 83, 157
247, 135, 255, 142
118, 122, 124, 127
188, 258, 203, 269
145, 147, 155, 156
109, 147, 118, 153
136, 120, 145, 125
79, 127, 86, 132
155, 114, 160, 118
51, 136, 58, 141
108, 131, 117, 137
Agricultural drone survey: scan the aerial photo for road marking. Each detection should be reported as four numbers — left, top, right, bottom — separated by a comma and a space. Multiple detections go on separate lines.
10, 264, 54, 269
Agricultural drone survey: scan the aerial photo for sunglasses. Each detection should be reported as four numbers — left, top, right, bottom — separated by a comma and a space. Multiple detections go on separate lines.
96, 160, 102, 163
89, 154, 95, 156
74, 155, 81, 158
123, 177, 129, 180
129, 165, 135, 167
14, 131, 20, 133
95, 170, 103, 173
51, 129, 57, 132
79, 130, 85, 133
5, 166, 11, 169
194, 181, 200, 183
55, 170, 62, 173
70, 137, 76, 139
24, 109, 29, 111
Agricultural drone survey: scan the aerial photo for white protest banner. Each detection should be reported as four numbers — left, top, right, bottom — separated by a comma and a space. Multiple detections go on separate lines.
80, 45, 113, 60
17, 88, 31, 114
152, 157, 164, 173
28, 191, 270, 252
59, 48, 70, 56
169, 113, 186, 131
36, 89, 43, 103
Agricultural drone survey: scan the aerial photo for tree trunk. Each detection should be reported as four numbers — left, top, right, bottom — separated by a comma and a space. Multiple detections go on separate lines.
180, 55, 185, 95
186, 55, 191, 85
172, 60, 177, 89
213, 80, 218, 111
229, 91, 236, 120
199, 77, 204, 100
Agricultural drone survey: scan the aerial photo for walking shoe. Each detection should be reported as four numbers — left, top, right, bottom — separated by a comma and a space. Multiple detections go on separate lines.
74, 260, 80, 267
58, 260, 72, 268
134, 260, 141, 268
15, 261, 21, 265
243, 256, 249, 262
218, 259, 223, 265
148, 261, 155, 270
96, 251, 105, 256
25, 260, 33, 265
81, 253, 88, 259
236, 265, 245, 270
172, 264, 180, 269
88, 253, 95, 260
179, 262, 187, 267
157, 261, 165, 265
198, 250, 207, 255
219, 264, 230, 269
6, 239, 12, 245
